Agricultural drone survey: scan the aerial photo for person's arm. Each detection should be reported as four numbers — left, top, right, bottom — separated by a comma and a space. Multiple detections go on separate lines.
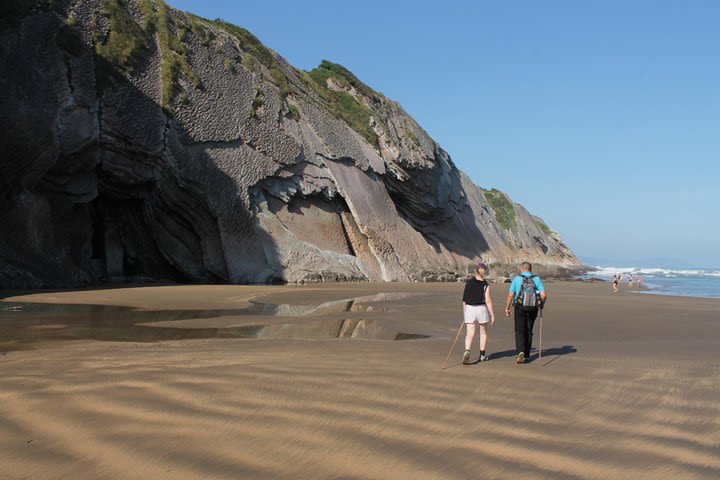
505, 277, 517, 316
536, 277, 548, 307
505, 292, 514, 317
486, 285, 495, 325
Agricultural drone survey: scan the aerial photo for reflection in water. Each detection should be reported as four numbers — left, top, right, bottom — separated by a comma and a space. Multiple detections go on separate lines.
0, 293, 428, 351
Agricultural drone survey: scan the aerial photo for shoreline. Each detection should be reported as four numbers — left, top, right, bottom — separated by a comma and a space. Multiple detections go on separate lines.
6, 276, 720, 309
587, 265, 720, 299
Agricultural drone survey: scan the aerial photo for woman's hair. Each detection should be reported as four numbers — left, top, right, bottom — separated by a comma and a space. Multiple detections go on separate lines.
475, 266, 486, 279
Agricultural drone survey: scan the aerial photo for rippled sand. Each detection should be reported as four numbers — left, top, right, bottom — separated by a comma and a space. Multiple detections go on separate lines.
1, 282, 719, 479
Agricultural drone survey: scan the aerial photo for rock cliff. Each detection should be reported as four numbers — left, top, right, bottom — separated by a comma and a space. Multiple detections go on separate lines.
0, 0, 581, 287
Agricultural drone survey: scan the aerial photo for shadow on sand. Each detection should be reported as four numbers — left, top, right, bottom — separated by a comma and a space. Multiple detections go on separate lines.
490, 345, 577, 364
445, 345, 578, 369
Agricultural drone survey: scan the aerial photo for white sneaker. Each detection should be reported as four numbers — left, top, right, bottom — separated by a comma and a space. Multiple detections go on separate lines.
516, 352, 525, 364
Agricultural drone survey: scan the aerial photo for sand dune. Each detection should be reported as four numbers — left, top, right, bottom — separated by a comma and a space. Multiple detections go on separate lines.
1, 282, 719, 479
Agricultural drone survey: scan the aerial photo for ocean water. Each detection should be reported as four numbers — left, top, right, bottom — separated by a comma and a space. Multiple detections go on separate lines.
591, 267, 720, 299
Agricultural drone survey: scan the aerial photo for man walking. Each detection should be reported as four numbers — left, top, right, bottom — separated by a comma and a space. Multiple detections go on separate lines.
505, 262, 547, 364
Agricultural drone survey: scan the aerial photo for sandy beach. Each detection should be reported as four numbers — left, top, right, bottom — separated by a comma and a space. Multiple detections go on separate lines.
1, 281, 719, 479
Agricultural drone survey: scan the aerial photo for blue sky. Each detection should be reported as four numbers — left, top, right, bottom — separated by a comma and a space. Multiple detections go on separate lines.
170, 0, 719, 267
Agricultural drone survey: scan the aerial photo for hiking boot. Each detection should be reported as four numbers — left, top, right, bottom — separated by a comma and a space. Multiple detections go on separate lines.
462, 350, 471, 365
479, 353, 488, 362
516, 352, 525, 364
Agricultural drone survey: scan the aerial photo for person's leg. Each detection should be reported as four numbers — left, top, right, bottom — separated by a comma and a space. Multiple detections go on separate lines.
464, 322, 476, 351
514, 308, 526, 353
514, 308, 528, 363
478, 323, 488, 351
525, 310, 538, 358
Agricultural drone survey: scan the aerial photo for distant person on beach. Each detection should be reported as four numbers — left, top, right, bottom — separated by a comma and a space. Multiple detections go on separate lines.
637, 275, 643, 286
505, 262, 547, 364
612, 274, 618, 292
461, 263, 495, 365
628, 275, 634, 288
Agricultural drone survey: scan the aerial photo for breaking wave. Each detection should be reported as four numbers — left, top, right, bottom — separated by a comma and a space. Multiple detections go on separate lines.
592, 267, 720, 278
590, 266, 720, 298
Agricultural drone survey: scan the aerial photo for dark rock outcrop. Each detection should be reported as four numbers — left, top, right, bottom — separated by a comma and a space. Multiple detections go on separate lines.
0, 0, 581, 287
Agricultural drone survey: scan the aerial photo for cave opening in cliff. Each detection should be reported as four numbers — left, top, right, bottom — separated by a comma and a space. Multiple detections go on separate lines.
90, 202, 105, 263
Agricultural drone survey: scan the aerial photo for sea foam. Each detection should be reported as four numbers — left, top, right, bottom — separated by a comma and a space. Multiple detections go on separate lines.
590, 266, 720, 298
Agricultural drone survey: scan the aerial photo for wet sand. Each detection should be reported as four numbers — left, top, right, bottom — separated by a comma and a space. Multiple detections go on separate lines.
1, 281, 719, 479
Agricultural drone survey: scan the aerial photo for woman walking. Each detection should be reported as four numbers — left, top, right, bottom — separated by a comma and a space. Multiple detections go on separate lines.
462, 263, 496, 364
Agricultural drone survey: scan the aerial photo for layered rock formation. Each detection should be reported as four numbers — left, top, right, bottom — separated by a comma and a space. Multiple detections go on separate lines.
0, 0, 580, 287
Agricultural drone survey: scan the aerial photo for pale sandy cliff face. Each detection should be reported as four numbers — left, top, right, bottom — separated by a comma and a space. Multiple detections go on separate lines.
0, 0, 580, 287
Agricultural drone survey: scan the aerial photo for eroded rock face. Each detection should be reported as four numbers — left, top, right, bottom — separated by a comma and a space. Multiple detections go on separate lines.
0, 1, 580, 288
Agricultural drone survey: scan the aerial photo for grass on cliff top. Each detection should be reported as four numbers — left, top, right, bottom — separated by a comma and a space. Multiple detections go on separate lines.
483, 188, 517, 230
95, 0, 150, 75
305, 60, 378, 147
138, 0, 154, 30
312, 60, 377, 100
155, 0, 201, 111
94, 0, 200, 113
534, 217, 554, 235
206, 17, 291, 100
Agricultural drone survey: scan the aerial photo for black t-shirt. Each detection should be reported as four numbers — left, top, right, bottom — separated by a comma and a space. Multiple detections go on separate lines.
463, 278, 488, 305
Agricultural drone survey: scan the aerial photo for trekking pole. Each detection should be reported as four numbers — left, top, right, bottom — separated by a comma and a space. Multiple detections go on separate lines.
539, 307, 543, 358
442, 319, 465, 369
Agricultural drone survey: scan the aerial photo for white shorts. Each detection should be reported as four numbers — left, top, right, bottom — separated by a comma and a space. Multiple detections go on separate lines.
464, 304, 490, 324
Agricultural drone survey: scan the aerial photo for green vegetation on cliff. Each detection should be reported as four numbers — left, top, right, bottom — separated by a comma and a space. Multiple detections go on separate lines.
406, 129, 419, 146
84, 2, 381, 146
311, 60, 376, 100
95, 0, 150, 74
223, 58, 236, 73
138, 0, 155, 30
94, 0, 199, 112
95, 1, 297, 112
155, 0, 200, 111
249, 89, 264, 119
208, 18, 291, 101
483, 189, 517, 230
534, 217, 554, 235
288, 103, 301, 121
305, 60, 378, 147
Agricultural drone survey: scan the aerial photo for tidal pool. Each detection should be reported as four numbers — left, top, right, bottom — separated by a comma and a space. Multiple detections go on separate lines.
0, 293, 429, 351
